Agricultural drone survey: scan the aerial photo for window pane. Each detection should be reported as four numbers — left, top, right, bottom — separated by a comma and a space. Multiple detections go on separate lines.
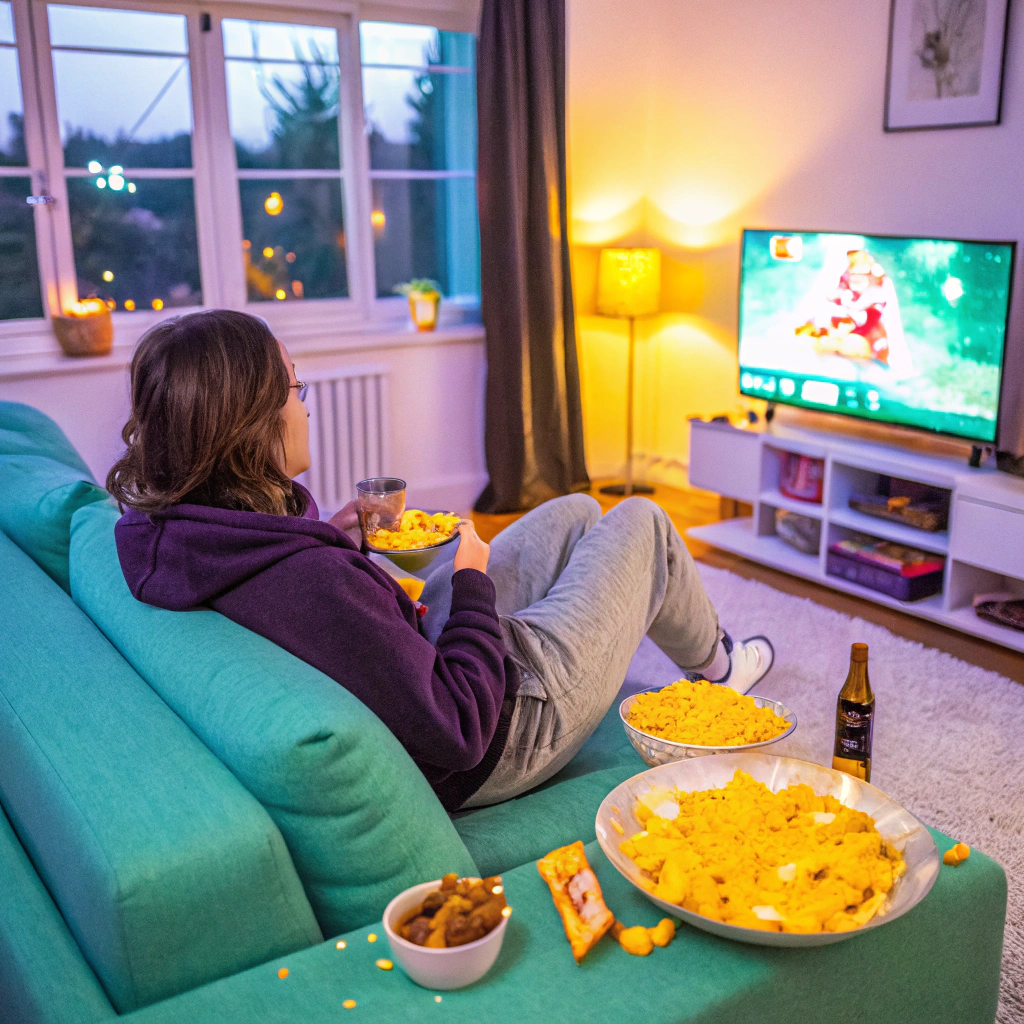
0, 177, 43, 319
53, 50, 192, 167
364, 67, 475, 171
0, 2, 14, 44
371, 177, 478, 299
67, 177, 201, 310
48, 6, 187, 53
0, 46, 27, 166
223, 19, 337, 63
227, 59, 339, 169
360, 22, 473, 69
239, 179, 347, 302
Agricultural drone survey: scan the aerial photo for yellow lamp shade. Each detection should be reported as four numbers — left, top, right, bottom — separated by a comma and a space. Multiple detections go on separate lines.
597, 247, 661, 317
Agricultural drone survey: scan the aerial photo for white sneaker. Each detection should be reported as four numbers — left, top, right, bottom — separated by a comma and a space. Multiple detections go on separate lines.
688, 634, 774, 694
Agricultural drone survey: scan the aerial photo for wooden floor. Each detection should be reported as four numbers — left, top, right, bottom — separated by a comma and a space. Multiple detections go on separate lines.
470, 481, 1024, 685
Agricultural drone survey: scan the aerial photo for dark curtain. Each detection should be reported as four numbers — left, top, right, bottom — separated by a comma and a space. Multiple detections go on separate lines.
473, 0, 590, 514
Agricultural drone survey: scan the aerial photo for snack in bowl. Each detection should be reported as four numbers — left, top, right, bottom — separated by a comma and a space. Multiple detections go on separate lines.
627, 679, 790, 747
399, 873, 508, 948
619, 770, 905, 934
366, 510, 461, 551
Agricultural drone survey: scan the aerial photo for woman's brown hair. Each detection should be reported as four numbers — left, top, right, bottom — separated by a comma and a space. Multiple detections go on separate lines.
107, 309, 307, 516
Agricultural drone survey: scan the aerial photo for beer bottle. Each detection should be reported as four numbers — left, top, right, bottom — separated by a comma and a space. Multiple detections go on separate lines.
832, 643, 874, 782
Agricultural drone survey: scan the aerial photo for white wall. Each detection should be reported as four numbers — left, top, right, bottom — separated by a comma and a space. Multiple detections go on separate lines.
568, 0, 1024, 480
0, 329, 488, 516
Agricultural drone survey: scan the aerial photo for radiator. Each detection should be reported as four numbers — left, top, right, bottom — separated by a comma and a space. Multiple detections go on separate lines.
299, 364, 389, 514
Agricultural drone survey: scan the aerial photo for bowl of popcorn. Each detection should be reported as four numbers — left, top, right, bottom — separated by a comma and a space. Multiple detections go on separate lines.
595, 753, 939, 947
382, 873, 511, 989
363, 509, 463, 572
620, 678, 796, 766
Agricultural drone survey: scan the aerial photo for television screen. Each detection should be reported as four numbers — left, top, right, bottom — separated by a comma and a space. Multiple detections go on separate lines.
738, 230, 1014, 443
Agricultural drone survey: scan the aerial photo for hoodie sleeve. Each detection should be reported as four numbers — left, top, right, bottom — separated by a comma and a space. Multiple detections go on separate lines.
214, 550, 512, 777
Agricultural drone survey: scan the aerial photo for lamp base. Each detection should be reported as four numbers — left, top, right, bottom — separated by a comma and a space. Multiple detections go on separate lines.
598, 482, 655, 496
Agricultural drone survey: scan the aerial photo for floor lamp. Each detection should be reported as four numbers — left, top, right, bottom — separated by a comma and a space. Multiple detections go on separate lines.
596, 247, 661, 497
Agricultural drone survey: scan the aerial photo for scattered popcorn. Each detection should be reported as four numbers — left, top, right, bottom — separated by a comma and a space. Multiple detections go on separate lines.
943, 842, 971, 867
367, 933, 378, 943
434, 996, 443, 1003
611, 922, 654, 956
342, 999, 357, 1009
627, 679, 789, 746
277, 968, 289, 979
648, 918, 676, 947
375, 958, 393, 970
336, 940, 347, 950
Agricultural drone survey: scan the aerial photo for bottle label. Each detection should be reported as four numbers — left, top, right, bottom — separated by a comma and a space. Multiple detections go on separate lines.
834, 700, 873, 759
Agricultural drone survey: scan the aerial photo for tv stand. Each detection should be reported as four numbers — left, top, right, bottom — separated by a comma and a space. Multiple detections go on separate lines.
687, 419, 1024, 653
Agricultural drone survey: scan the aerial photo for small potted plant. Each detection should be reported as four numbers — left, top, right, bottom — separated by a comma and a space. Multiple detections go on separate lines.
394, 279, 442, 332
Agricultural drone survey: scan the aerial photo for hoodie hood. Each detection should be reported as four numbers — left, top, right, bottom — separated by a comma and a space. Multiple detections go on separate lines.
115, 484, 362, 611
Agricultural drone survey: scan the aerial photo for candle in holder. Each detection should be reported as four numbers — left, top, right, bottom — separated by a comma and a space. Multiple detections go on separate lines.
53, 298, 114, 357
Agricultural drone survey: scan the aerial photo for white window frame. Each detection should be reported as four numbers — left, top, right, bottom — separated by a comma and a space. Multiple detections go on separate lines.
0, 0, 479, 358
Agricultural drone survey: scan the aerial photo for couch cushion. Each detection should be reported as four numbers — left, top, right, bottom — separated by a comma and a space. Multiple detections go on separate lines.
0, 400, 94, 474
70, 501, 478, 938
0, 530, 322, 1014
0, 454, 106, 592
119, 832, 1006, 1024
0, 804, 115, 1024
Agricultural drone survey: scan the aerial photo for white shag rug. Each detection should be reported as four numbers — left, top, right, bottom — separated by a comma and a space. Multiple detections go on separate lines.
624, 564, 1024, 1023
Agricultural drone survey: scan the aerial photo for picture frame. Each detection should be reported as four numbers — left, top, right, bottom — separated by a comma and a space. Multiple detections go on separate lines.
884, 0, 1011, 131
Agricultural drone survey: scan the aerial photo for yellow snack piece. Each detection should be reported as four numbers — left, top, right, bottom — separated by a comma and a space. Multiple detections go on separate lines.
619, 770, 905, 935
626, 679, 789, 747
368, 511, 461, 551
375, 958, 393, 970
612, 922, 654, 956
342, 999, 357, 1010
648, 918, 676, 947
943, 843, 971, 867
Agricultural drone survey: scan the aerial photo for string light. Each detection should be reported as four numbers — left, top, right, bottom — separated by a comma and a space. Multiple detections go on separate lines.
127, 182, 137, 193
124, 299, 136, 311
102, 270, 114, 282
151, 298, 164, 311
264, 191, 284, 216
263, 246, 274, 259
275, 289, 286, 300
87, 160, 102, 173
96, 178, 106, 189
370, 209, 386, 228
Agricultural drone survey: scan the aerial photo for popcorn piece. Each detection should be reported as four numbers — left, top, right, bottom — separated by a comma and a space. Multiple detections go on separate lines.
943, 842, 971, 867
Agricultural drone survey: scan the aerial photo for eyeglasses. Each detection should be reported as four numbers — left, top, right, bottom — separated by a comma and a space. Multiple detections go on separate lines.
290, 381, 308, 402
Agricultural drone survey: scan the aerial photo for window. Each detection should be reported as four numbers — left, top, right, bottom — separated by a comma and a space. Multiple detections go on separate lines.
223, 18, 348, 304
360, 22, 479, 300
0, 2, 480, 342
0, 0, 44, 320
48, 5, 201, 312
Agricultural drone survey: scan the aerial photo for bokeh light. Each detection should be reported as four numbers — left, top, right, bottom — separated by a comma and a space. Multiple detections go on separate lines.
264, 191, 284, 216
275, 288, 286, 300
151, 298, 164, 310
102, 270, 114, 282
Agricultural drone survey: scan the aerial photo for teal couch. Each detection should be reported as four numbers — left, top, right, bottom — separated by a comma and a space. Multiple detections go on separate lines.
0, 402, 1007, 1024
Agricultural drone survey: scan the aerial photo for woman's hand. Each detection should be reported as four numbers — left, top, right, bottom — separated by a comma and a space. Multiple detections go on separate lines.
328, 500, 361, 543
454, 520, 490, 574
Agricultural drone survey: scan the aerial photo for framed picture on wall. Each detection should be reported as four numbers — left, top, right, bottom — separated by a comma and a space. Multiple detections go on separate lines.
885, 0, 1011, 131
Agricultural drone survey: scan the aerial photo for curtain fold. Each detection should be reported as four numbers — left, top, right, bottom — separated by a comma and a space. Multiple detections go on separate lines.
473, 0, 590, 514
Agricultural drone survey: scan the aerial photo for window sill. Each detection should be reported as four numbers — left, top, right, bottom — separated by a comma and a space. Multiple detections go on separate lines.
0, 320, 485, 381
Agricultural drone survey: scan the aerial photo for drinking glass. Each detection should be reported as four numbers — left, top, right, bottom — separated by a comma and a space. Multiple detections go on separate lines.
356, 477, 406, 537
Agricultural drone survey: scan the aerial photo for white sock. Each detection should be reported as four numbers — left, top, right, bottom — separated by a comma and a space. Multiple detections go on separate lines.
704, 643, 731, 682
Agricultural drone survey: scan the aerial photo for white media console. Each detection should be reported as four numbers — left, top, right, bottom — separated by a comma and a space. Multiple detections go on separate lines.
687, 418, 1024, 653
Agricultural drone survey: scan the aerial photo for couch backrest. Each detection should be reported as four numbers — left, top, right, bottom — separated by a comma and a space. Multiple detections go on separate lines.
70, 500, 478, 938
0, 400, 94, 474
0, 530, 322, 1014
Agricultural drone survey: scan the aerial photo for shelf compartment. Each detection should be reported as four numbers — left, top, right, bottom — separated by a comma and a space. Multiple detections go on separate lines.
828, 506, 948, 554
688, 518, 819, 576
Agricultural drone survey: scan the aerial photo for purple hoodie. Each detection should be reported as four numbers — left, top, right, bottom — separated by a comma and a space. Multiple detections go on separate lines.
114, 486, 518, 810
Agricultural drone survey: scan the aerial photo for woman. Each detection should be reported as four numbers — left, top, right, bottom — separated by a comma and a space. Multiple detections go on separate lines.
110, 310, 773, 811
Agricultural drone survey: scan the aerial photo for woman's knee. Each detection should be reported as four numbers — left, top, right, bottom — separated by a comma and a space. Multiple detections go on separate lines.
558, 492, 602, 527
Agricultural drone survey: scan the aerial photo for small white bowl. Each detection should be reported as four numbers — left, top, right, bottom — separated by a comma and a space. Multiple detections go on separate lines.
382, 879, 509, 990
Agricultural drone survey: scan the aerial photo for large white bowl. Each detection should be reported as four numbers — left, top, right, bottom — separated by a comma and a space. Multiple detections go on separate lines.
620, 689, 797, 767
382, 879, 509, 990
595, 753, 939, 947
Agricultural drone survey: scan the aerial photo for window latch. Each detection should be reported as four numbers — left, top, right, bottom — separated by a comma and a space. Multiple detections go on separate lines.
26, 195, 56, 206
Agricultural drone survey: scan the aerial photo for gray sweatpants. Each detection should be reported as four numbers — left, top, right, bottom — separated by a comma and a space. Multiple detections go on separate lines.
417, 494, 721, 808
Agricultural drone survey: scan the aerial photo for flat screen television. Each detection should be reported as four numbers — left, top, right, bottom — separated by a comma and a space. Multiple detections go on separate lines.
737, 229, 1014, 443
